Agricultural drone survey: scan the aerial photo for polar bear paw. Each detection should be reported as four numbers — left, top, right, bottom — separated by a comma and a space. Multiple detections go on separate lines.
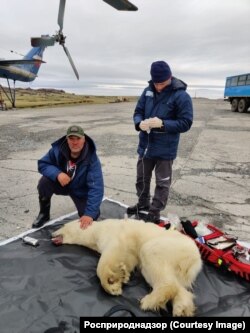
118, 262, 130, 283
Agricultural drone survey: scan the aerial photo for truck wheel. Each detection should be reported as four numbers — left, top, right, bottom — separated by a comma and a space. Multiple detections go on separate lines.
238, 98, 248, 113
231, 99, 238, 112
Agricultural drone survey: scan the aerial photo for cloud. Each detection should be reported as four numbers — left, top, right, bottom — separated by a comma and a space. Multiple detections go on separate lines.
1, 0, 249, 98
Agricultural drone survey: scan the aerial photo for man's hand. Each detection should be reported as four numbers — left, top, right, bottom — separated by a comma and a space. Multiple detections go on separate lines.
57, 172, 71, 186
139, 120, 150, 132
148, 117, 163, 129
79, 215, 93, 229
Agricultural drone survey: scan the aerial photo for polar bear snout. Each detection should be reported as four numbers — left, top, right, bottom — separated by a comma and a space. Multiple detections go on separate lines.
51, 234, 64, 246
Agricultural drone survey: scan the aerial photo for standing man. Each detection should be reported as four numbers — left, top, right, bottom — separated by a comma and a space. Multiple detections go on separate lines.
127, 61, 193, 223
33, 125, 104, 229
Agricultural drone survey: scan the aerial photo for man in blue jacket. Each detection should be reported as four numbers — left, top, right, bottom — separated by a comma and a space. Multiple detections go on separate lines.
127, 61, 193, 223
33, 125, 104, 229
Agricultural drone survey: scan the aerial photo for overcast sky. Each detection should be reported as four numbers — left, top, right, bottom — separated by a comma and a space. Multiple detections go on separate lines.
1, 0, 249, 98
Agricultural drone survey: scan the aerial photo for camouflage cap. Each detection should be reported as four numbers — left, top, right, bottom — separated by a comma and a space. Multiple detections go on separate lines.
66, 125, 85, 138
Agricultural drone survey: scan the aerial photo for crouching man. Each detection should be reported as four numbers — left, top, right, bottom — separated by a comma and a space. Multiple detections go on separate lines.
33, 125, 104, 229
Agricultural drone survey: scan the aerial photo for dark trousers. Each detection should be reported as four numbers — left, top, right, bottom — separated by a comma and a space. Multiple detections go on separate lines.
37, 176, 99, 219
136, 158, 173, 217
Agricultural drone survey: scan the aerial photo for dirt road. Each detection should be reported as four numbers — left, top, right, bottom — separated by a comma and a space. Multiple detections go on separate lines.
0, 99, 249, 242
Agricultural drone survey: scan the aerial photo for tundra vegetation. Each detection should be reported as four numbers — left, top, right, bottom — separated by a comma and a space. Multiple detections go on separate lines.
1, 87, 137, 109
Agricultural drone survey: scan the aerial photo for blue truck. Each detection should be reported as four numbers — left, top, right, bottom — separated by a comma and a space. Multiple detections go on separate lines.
224, 73, 250, 112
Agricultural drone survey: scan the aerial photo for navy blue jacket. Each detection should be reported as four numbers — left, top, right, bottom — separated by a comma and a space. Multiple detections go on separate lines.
133, 78, 193, 160
38, 134, 104, 218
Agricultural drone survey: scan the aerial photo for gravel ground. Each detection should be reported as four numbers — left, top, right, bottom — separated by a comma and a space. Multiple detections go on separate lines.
0, 99, 250, 242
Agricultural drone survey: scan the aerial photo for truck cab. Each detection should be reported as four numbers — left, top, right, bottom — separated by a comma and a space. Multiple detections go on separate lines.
224, 73, 250, 112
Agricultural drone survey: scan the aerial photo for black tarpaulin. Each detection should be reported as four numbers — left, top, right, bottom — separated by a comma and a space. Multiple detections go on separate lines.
0, 198, 250, 332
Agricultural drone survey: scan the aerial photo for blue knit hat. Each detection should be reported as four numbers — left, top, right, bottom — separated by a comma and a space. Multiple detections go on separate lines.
150, 61, 172, 83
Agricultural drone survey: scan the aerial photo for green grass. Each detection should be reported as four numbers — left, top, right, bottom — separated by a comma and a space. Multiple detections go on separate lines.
1, 88, 138, 109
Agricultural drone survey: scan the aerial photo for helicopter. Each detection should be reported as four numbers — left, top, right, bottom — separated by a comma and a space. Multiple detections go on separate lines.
0, 0, 138, 108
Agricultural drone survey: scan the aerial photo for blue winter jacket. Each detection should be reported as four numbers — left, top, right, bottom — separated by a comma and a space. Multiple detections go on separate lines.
133, 78, 193, 160
38, 134, 104, 219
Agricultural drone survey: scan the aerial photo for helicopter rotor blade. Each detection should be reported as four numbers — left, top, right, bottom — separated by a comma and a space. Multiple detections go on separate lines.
103, 0, 138, 11
58, 0, 66, 32
62, 44, 79, 80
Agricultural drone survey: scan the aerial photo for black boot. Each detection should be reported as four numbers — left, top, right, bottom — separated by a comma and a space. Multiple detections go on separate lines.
127, 203, 149, 215
32, 196, 51, 228
144, 212, 161, 224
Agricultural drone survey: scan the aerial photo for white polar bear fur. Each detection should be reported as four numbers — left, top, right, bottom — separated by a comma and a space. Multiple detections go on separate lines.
52, 218, 202, 317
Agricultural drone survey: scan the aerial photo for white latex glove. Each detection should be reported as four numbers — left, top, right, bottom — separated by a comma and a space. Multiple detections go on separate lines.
139, 120, 150, 132
148, 117, 163, 129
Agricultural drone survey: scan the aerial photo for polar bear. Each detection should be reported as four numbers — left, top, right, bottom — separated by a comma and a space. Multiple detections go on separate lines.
52, 218, 202, 317
52, 219, 165, 295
